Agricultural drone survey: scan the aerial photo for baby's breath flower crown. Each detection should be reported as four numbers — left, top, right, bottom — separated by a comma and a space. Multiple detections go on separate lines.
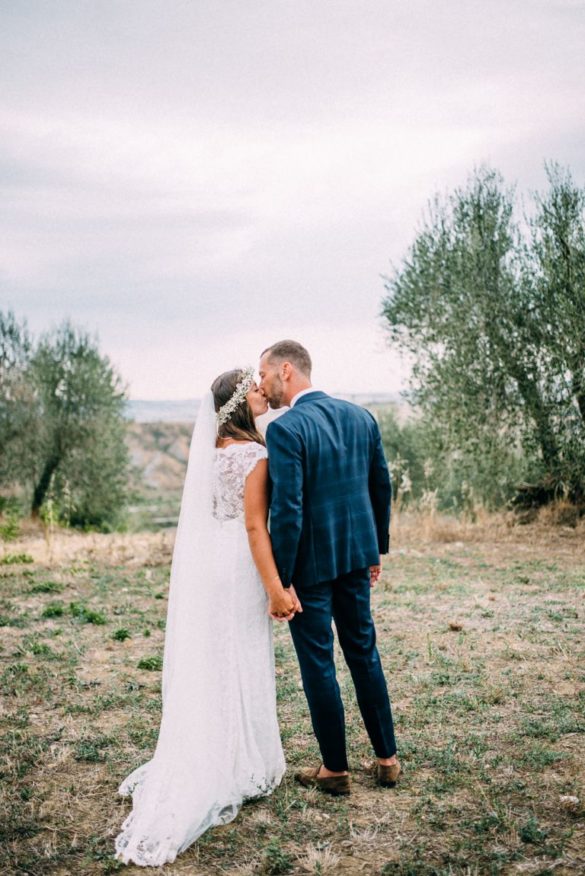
216, 366, 255, 427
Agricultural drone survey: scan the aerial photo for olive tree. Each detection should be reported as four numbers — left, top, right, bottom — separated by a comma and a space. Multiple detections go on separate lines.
0, 312, 36, 491
381, 165, 585, 507
0, 314, 130, 528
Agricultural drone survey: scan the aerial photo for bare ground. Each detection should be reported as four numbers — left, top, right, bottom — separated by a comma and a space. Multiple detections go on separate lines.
0, 511, 584, 875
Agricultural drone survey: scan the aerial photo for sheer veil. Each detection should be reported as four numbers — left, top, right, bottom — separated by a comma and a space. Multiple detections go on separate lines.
115, 390, 238, 866
160, 390, 217, 703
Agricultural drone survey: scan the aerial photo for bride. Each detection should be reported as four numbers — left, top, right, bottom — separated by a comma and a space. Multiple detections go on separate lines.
114, 367, 302, 867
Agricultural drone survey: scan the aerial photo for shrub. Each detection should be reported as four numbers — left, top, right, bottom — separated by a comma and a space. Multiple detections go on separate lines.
112, 628, 131, 642
137, 656, 163, 671
69, 603, 107, 625
42, 602, 65, 619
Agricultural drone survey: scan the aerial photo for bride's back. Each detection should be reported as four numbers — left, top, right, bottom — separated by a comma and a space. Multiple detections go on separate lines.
213, 441, 267, 523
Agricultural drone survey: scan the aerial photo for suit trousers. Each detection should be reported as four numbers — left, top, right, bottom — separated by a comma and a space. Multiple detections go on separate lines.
288, 567, 397, 772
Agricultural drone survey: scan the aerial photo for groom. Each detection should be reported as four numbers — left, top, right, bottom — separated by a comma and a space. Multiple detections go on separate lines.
259, 340, 399, 795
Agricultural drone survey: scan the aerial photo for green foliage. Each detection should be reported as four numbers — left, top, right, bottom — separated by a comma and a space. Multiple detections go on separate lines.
0, 313, 36, 490
0, 508, 21, 543
381, 164, 585, 506
74, 734, 113, 762
519, 816, 548, 845
41, 602, 65, 619
112, 628, 131, 641
377, 407, 428, 500
30, 580, 64, 594
377, 406, 526, 511
263, 838, 293, 874
69, 602, 107, 625
0, 313, 130, 529
0, 553, 34, 565
137, 655, 163, 671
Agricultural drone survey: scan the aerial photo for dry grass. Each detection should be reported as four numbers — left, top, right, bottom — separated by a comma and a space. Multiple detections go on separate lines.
1, 512, 584, 875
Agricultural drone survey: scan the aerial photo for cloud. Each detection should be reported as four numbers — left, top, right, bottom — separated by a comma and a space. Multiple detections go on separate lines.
1, 1, 584, 397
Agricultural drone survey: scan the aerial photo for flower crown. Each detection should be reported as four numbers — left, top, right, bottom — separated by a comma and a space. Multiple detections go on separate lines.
216, 366, 255, 427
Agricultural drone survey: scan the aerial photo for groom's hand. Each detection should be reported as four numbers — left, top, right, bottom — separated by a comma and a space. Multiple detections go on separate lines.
369, 562, 382, 587
288, 584, 303, 616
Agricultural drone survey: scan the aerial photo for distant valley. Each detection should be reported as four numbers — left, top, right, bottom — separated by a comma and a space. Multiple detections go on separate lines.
125, 393, 404, 529
124, 392, 401, 424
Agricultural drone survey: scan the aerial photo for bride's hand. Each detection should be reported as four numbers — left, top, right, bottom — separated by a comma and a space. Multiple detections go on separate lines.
268, 588, 296, 622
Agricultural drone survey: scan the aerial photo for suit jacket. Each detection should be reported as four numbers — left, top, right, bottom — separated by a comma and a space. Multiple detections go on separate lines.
265, 391, 391, 588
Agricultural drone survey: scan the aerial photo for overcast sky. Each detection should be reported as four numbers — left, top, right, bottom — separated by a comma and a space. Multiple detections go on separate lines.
2, 0, 584, 398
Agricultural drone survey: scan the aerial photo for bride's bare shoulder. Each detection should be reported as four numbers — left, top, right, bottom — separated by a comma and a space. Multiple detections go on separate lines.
215, 439, 251, 449
215, 439, 266, 451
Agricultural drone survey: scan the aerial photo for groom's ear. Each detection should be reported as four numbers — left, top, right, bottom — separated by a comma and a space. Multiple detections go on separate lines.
280, 361, 293, 381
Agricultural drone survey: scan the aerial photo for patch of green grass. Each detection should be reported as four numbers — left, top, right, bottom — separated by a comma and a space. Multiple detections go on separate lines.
470, 810, 507, 834
274, 642, 289, 662
126, 717, 160, 748
16, 637, 59, 660
520, 713, 584, 742
263, 837, 293, 874
0, 614, 26, 627
0, 663, 30, 696
137, 655, 163, 671
276, 677, 298, 703
0, 552, 34, 565
30, 579, 64, 594
0, 725, 57, 781
0, 818, 43, 843
42, 601, 65, 618
546, 607, 579, 622
92, 691, 136, 712
519, 815, 548, 845
69, 602, 107, 624
520, 745, 567, 769
86, 834, 125, 872
74, 734, 114, 763
0, 599, 29, 627
1, 526, 583, 876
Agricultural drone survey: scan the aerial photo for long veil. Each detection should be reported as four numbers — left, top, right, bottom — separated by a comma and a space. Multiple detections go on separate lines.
115, 391, 239, 866
160, 390, 217, 703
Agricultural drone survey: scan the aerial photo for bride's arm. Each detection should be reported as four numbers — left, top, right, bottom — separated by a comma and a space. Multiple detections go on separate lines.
244, 460, 301, 619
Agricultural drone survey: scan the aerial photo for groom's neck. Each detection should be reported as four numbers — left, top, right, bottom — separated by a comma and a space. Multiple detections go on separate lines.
283, 378, 312, 407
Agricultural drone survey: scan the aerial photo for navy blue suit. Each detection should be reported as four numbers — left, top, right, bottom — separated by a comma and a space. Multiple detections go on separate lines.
266, 391, 397, 771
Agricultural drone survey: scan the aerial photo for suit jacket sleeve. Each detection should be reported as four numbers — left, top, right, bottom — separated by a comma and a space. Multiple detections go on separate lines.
368, 418, 392, 554
265, 419, 303, 588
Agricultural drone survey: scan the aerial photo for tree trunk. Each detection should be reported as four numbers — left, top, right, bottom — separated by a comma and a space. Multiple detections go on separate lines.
572, 369, 585, 426
31, 456, 60, 516
507, 361, 561, 474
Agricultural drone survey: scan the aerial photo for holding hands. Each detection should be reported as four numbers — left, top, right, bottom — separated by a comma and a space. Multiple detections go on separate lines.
369, 560, 382, 587
269, 583, 303, 622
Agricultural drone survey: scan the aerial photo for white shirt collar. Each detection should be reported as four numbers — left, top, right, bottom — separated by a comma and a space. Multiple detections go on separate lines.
290, 388, 316, 408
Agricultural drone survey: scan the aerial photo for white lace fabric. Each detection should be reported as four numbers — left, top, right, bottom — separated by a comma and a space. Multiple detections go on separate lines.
213, 442, 268, 522
114, 416, 284, 868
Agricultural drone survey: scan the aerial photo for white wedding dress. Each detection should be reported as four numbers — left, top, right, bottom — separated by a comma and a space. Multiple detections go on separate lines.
114, 393, 285, 867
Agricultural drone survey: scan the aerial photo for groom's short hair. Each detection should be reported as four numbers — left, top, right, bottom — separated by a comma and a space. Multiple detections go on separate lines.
262, 340, 312, 377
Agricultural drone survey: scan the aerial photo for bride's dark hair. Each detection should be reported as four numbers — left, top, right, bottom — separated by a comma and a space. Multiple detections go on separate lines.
211, 369, 265, 446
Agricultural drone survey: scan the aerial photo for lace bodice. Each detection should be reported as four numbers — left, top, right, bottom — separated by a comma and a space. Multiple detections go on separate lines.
212, 442, 268, 522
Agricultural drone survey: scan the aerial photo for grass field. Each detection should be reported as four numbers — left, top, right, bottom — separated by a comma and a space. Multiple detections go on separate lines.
1, 513, 584, 875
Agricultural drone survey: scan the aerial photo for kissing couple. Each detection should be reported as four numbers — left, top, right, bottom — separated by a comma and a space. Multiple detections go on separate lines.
114, 340, 400, 867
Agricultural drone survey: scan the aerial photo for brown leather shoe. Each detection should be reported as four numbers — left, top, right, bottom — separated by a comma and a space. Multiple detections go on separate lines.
375, 760, 401, 787
295, 766, 351, 796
